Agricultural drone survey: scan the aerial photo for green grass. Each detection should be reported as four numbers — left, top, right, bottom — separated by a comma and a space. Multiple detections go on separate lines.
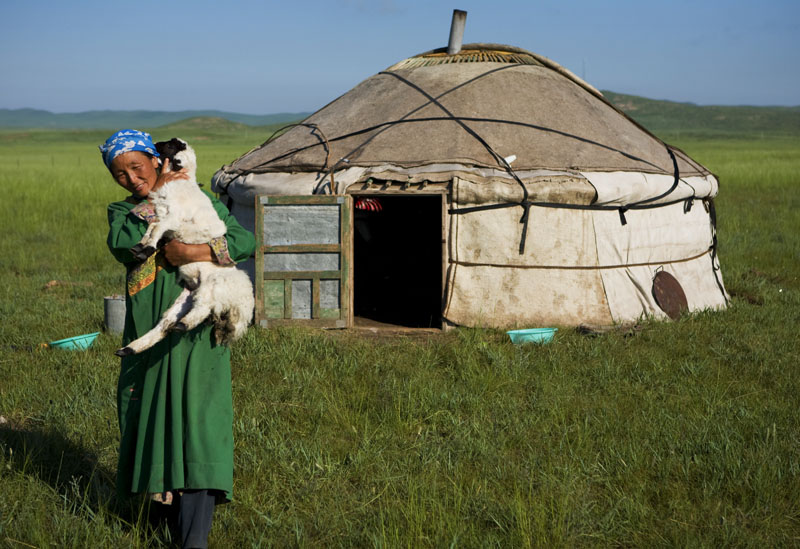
1, 129, 799, 547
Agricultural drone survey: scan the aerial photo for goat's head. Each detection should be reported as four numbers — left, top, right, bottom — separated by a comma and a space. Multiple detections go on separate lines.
155, 138, 197, 179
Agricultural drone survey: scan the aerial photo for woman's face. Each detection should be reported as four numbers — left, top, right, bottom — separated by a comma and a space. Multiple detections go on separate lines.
110, 151, 160, 198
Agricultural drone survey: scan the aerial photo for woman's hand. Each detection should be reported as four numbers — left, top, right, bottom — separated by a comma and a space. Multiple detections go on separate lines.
152, 158, 190, 193
162, 239, 214, 266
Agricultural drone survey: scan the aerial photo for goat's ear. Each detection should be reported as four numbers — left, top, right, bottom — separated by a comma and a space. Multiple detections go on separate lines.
170, 138, 186, 151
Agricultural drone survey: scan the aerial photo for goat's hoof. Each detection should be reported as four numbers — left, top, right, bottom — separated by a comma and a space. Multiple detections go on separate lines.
131, 246, 156, 262
171, 322, 188, 333
140, 247, 157, 260
183, 279, 200, 291
115, 347, 135, 357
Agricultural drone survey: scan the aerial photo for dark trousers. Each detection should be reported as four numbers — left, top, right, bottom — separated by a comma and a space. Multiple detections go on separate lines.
176, 490, 217, 549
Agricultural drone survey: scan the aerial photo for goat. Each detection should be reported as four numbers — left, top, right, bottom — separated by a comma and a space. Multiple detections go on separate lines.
115, 138, 254, 357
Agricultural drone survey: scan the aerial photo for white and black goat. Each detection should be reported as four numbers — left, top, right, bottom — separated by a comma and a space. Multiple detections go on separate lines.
116, 138, 254, 357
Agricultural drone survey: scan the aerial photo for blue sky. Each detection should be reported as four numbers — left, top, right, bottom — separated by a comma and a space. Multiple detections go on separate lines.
1, 0, 798, 114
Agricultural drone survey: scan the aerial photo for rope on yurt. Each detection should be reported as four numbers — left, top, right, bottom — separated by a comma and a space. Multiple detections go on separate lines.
228, 118, 692, 252
231, 115, 698, 253
447, 140, 688, 248
224, 70, 702, 256
373, 70, 539, 254
226, 113, 701, 254
451, 247, 713, 270
217, 122, 332, 206
706, 198, 730, 304
628, 146, 681, 206
248, 122, 332, 170
220, 65, 545, 253
238, 116, 668, 176
448, 193, 699, 215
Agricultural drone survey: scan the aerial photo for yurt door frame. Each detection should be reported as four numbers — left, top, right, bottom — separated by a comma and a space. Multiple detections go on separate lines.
254, 195, 353, 328
350, 189, 447, 330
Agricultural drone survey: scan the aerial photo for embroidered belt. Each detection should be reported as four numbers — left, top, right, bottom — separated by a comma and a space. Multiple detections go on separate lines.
127, 253, 167, 296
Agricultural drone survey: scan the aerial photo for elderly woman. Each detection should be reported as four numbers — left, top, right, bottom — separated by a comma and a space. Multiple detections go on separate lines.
100, 129, 255, 548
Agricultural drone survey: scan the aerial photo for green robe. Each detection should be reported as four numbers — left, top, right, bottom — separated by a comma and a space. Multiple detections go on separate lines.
107, 190, 256, 502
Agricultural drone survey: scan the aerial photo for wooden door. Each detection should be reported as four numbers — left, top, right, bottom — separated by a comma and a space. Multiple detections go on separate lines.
255, 195, 352, 328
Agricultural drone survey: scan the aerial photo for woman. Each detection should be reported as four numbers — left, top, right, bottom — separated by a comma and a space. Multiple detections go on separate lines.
100, 129, 256, 548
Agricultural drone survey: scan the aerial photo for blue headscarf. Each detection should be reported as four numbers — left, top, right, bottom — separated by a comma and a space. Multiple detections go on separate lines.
99, 129, 160, 171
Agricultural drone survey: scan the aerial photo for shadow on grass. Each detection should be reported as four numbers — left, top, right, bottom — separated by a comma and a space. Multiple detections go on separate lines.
0, 423, 175, 545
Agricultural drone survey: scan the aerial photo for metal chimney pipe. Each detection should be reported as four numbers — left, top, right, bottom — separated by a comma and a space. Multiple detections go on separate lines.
447, 9, 467, 55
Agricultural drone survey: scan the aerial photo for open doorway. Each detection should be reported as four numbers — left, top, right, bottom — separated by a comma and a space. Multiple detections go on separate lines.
352, 193, 444, 329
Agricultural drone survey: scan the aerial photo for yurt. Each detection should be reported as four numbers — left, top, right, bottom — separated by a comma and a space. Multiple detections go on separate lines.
211, 38, 728, 330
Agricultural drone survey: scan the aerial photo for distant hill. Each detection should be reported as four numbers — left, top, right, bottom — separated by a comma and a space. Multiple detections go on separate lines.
602, 91, 800, 137
1, 95, 798, 137
0, 108, 311, 129
159, 116, 252, 132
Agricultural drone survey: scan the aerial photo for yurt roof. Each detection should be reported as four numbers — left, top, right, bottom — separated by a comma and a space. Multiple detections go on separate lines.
220, 43, 709, 178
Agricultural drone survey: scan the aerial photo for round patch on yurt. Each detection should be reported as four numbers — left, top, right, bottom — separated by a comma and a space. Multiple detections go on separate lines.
652, 271, 688, 320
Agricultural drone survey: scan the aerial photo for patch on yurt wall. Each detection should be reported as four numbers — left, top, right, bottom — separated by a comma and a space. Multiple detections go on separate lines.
452, 174, 596, 206
652, 270, 689, 320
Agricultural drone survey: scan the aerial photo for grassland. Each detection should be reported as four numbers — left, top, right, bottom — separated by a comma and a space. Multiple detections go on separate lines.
0, 124, 799, 547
